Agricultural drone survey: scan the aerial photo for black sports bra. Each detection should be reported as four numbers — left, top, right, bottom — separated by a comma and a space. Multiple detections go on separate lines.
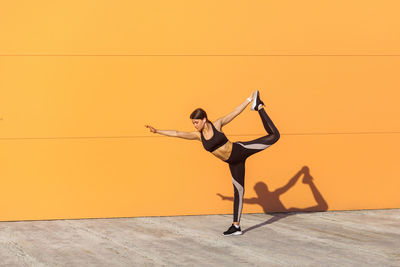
200, 122, 229, 152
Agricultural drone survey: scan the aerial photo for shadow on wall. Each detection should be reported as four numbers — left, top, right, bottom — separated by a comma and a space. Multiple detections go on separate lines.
217, 166, 328, 233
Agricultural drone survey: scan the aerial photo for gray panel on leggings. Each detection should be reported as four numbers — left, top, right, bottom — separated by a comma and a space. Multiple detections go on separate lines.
237, 142, 270, 150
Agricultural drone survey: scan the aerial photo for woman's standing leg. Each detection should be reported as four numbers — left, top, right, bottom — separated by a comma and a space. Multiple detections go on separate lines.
223, 161, 246, 236
230, 161, 245, 224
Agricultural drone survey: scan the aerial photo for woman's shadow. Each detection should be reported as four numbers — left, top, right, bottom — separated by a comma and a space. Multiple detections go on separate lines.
217, 166, 328, 234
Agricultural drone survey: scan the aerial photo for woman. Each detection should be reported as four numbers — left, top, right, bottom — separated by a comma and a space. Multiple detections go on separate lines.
145, 90, 280, 236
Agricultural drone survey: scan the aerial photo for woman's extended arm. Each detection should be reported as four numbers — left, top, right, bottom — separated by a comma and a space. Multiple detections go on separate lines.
216, 92, 253, 127
145, 125, 200, 140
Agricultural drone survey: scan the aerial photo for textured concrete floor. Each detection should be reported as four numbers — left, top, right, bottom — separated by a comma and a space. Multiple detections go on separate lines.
0, 209, 399, 266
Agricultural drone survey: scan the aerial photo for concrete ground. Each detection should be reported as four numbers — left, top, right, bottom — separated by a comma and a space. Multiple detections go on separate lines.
0, 209, 399, 267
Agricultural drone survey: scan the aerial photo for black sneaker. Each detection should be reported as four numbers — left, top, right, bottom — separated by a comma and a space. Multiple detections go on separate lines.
251, 90, 264, 111
222, 224, 242, 236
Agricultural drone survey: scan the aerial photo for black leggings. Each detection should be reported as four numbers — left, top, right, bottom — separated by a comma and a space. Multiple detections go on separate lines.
224, 107, 280, 223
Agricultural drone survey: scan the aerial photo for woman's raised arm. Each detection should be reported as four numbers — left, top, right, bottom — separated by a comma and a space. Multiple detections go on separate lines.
216, 92, 254, 127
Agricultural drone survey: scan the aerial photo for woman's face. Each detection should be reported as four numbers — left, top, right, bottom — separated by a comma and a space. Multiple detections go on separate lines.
192, 118, 207, 131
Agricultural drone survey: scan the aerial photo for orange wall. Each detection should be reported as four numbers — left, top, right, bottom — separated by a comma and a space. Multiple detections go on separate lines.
0, 1, 399, 221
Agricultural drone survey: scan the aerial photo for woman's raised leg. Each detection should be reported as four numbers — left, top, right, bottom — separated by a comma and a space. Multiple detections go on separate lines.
237, 106, 280, 157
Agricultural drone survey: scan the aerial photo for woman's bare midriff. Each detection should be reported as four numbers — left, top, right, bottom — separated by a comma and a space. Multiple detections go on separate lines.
211, 140, 233, 161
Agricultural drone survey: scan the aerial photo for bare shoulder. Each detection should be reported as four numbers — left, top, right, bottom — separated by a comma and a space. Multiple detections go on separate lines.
191, 131, 201, 141
176, 130, 201, 141
190, 131, 201, 141
212, 119, 223, 131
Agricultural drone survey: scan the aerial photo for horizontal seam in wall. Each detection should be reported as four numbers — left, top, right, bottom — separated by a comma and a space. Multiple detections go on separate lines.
1, 54, 400, 57
0, 132, 399, 140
